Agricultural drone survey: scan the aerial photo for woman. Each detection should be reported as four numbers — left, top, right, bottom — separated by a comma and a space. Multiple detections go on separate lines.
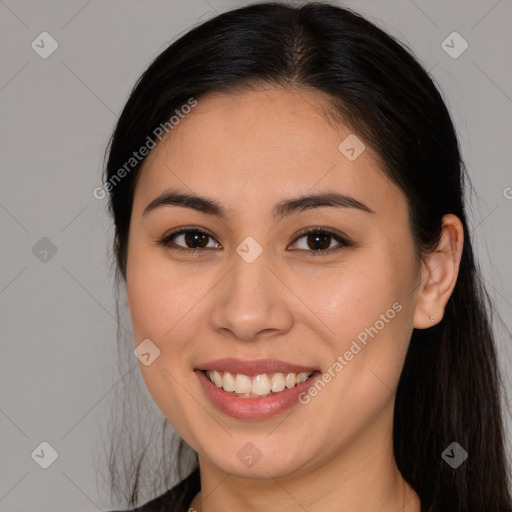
103, 2, 512, 511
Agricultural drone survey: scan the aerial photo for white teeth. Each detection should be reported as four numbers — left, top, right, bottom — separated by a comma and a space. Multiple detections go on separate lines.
222, 372, 235, 392
270, 373, 285, 392
213, 370, 223, 387
205, 370, 315, 397
296, 372, 311, 385
234, 373, 252, 394
285, 373, 296, 388
252, 374, 271, 395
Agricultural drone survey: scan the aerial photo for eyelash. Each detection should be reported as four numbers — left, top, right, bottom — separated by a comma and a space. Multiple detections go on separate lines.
157, 226, 353, 257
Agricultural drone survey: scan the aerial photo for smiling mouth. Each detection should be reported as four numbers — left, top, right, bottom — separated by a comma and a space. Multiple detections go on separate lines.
202, 369, 319, 398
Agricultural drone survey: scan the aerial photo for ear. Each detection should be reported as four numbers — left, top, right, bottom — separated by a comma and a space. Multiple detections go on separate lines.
413, 214, 464, 329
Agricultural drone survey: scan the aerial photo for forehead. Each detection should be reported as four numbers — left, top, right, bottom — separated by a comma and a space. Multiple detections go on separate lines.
134, 86, 405, 221
158, 86, 362, 163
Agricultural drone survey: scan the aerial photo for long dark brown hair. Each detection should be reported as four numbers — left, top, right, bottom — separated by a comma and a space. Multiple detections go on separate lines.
101, 2, 512, 510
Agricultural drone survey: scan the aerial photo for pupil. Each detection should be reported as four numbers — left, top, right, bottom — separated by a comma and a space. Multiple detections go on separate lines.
308, 233, 330, 250
185, 232, 208, 248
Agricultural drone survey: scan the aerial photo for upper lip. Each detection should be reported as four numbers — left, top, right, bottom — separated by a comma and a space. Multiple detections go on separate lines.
195, 358, 319, 376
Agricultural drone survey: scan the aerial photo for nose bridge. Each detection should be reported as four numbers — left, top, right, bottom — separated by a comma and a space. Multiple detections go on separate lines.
231, 246, 270, 299
210, 242, 293, 341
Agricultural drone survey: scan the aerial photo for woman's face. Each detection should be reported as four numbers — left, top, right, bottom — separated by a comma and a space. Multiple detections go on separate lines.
125, 86, 423, 479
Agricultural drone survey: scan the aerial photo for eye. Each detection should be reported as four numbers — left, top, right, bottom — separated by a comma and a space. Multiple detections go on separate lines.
158, 227, 221, 253
289, 228, 352, 256
158, 227, 352, 255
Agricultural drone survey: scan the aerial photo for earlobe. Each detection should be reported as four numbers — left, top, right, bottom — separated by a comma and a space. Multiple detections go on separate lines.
413, 214, 464, 329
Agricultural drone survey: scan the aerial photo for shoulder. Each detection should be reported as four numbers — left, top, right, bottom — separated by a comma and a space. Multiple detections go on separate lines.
105, 467, 200, 512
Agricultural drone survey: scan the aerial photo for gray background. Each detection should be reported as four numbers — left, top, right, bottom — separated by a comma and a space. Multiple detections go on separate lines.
1, 0, 511, 510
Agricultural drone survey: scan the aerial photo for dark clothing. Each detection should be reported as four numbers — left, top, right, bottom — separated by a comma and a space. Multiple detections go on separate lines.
107, 467, 200, 512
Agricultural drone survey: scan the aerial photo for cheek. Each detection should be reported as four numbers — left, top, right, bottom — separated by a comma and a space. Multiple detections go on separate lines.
125, 253, 204, 438
310, 262, 405, 332
309, 246, 417, 378
295, 276, 413, 443
126, 244, 196, 342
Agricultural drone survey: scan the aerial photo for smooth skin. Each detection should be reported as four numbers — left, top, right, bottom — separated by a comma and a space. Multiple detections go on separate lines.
122, 86, 464, 512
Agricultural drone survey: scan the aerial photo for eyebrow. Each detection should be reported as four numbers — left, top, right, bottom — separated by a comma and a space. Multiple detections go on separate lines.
142, 188, 375, 220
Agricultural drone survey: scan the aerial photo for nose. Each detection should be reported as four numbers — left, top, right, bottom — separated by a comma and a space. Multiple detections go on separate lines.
209, 251, 294, 342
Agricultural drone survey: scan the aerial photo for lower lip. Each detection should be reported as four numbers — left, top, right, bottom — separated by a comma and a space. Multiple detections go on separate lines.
195, 370, 321, 420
